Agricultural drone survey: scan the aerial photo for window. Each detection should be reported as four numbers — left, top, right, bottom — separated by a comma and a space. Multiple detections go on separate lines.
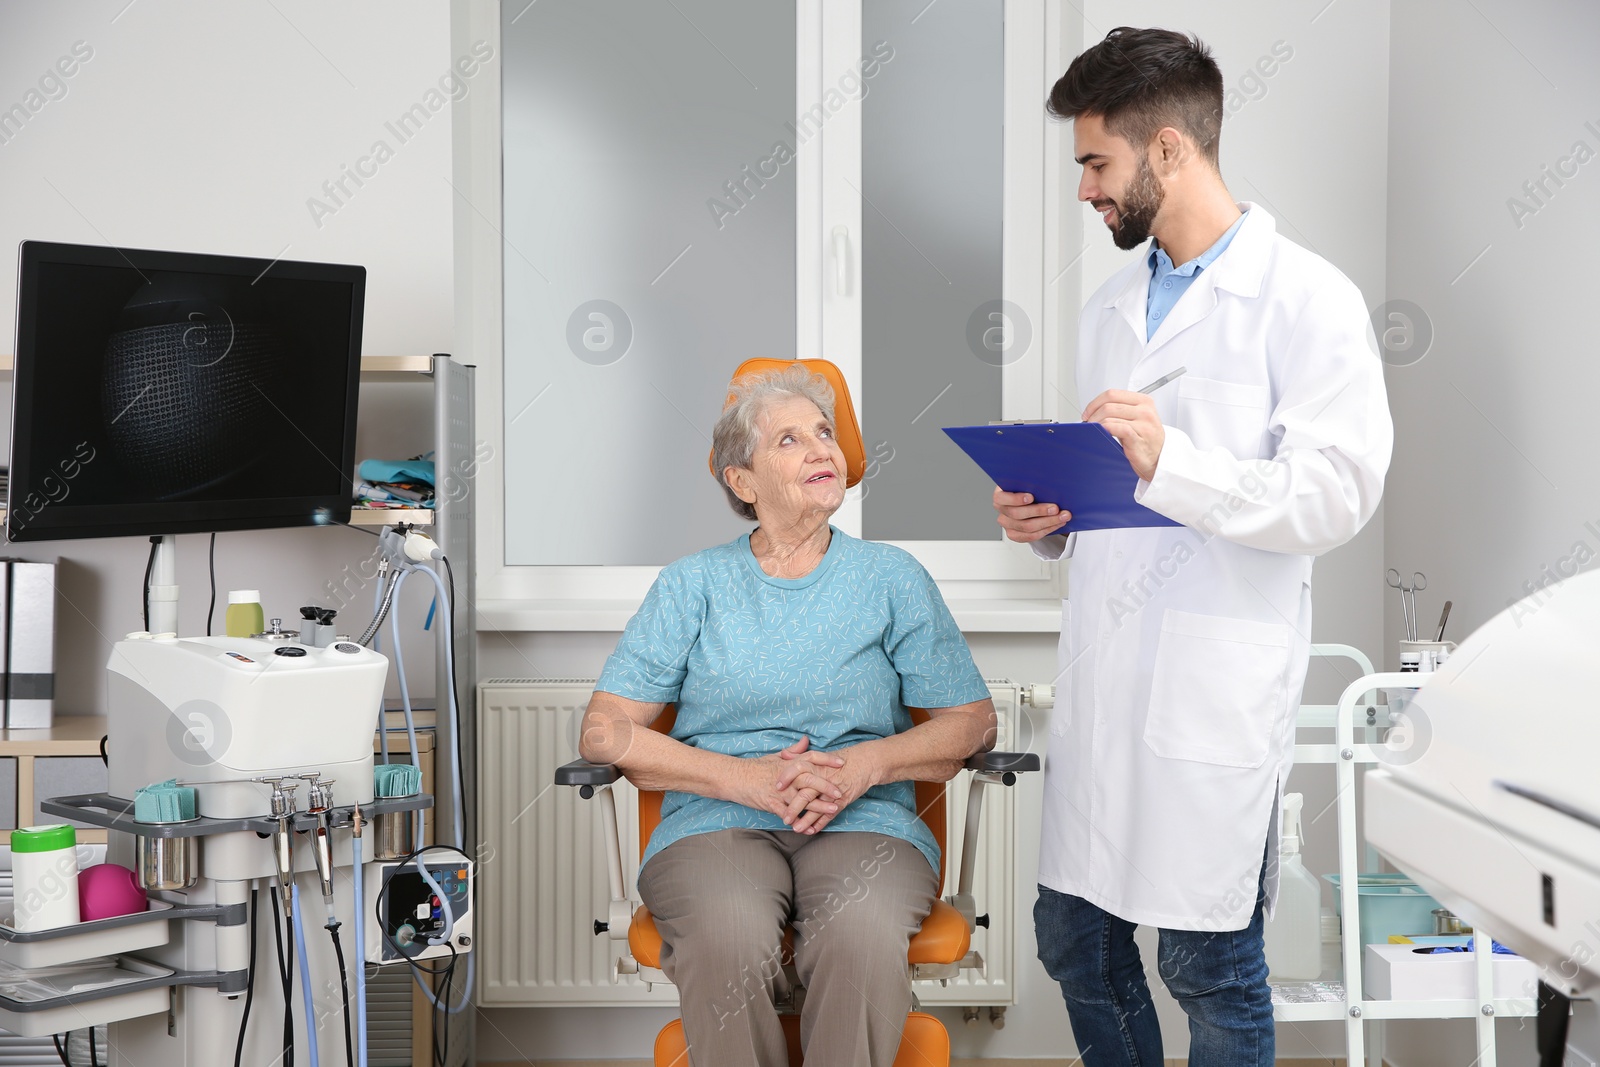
471, 0, 1068, 605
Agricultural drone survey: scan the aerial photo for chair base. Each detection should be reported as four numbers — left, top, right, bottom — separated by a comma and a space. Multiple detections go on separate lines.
653, 1010, 949, 1066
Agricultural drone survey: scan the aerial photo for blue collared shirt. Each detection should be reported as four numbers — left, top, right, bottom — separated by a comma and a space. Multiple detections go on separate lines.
1145, 210, 1248, 340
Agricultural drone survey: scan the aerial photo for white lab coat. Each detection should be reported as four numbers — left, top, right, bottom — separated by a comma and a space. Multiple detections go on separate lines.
1034, 202, 1392, 931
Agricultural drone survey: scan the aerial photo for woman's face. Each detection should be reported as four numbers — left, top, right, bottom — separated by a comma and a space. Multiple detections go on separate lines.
730, 395, 846, 527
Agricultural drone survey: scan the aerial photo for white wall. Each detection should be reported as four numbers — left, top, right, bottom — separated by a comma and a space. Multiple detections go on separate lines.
1377, 2, 1600, 1065
0, 1, 457, 712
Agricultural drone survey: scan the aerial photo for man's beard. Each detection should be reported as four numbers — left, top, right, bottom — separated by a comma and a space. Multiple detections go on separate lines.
1106, 157, 1164, 251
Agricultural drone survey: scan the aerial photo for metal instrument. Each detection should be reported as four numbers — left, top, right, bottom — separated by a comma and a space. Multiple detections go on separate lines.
1386, 568, 1428, 640
300, 773, 338, 923
256, 776, 300, 910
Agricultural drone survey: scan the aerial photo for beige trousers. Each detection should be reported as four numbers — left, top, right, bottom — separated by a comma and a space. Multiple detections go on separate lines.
636, 828, 939, 1066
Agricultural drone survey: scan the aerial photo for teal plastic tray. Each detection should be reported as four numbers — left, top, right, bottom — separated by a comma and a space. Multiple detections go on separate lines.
1325, 873, 1442, 945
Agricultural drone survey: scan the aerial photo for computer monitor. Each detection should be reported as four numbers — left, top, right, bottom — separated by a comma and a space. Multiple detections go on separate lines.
7, 240, 365, 542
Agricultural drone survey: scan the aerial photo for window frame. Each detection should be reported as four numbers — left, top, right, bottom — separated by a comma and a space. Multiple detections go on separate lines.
458, 0, 1075, 611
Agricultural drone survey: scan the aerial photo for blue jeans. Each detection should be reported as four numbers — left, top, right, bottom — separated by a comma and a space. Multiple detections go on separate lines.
1034, 858, 1273, 1067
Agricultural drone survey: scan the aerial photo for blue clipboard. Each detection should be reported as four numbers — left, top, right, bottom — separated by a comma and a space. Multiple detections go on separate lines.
942, 422, 1181, 534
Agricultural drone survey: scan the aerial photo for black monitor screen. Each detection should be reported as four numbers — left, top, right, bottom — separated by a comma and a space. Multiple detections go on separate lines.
8, 241, 365, 541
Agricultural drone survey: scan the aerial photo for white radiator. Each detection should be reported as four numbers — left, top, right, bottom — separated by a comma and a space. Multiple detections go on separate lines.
476, 679, 1023, 1008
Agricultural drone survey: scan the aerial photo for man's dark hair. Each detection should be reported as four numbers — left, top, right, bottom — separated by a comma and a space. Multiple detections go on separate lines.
1047, 27, 1224, 167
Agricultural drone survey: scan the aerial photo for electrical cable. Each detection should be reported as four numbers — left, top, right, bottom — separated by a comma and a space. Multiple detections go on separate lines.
270, 886, 294, 1067
234, 888, 259, 1067
142, 536, 159, 631
434, 950, 456, 1067
291, 885, 321, 1067
329, 925, 355, 1067
51, 1034, 69, 1066
207, 532, 217, 636
89, 1028, 98, 1067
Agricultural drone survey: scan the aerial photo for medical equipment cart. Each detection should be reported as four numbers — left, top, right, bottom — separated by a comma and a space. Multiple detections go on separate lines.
1277, 645, 1537, 1066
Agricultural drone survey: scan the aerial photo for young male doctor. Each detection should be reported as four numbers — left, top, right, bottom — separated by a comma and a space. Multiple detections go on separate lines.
994, 27, 1393, 1066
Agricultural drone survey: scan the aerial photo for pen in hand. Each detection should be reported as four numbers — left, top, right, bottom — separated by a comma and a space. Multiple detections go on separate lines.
1135, 365, 1187, 395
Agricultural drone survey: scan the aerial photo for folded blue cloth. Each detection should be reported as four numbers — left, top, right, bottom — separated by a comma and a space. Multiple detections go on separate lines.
374, 764, 422, 798
134, 779, 197, 822
358, 459, 435, 487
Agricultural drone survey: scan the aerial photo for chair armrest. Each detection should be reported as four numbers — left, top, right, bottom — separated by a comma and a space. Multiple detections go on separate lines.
554, 760, 631, 909
950, 751, 1040, 916
963, 751, 1040, 782
555, 759, 621, 798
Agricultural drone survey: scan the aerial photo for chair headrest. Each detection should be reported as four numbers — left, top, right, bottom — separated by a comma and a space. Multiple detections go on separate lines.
706, 358, 866, 488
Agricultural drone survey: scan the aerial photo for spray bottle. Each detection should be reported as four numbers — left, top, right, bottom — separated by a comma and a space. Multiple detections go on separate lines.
1264, 792, 1323, 980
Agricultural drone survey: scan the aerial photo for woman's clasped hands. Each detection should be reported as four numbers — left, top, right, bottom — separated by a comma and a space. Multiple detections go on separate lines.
769, 736, 879, 835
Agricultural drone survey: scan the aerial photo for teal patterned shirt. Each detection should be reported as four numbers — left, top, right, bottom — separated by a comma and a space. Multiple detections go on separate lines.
597, 526, 989, 874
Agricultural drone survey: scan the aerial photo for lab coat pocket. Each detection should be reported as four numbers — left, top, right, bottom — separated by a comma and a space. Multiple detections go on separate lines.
1176, 376, 1270, 459
1143, 609, 1289, 768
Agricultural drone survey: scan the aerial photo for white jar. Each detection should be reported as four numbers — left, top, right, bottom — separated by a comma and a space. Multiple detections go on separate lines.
11, 824, 81, 931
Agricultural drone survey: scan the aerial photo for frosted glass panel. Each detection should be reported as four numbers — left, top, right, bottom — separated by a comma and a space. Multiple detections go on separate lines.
502, 1, 796, 565
861, 0, 1004, 541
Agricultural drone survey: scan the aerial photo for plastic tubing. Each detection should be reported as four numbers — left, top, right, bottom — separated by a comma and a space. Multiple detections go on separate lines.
411, 562, 464, 849
372, 573, 390, 767
356, 567, 401, 648
391, 559, 475, 1013
384, 568, 423, 794
352, 834, 367, 1067
383, 567, 451, 945
291, 883, 321, 1067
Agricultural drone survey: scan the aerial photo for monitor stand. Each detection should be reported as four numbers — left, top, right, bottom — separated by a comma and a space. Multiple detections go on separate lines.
148, 535, 179, 634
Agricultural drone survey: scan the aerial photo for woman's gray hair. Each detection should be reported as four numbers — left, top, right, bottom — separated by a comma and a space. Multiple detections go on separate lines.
711, 364, 837, 521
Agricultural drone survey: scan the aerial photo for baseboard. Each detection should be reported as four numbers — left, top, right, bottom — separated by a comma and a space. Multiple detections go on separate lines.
480, 1059, 1357, 1066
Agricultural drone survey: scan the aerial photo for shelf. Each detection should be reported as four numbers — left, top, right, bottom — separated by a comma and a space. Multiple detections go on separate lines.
358, 354, 436, 380
0, 957, 244, 1037
0, 354, 435, 380
349, 507, 433, 526
41, 791, 432, 839
0, 898, 242, 971
1272, 993, 1537, 1023
0, 715, 107, 757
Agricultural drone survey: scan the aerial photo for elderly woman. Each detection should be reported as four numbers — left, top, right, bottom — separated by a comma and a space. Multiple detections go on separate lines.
580, 364, 995, 1066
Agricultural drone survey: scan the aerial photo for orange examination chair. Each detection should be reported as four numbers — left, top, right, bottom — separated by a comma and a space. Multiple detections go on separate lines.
555, 358, 1039, 1066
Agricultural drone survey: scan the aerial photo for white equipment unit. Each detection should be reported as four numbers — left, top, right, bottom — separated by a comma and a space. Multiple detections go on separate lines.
107, 634, 386, 823
101, 634, 388, 1065
1366, 570, 1600, 1063
0, 634, 438, 1064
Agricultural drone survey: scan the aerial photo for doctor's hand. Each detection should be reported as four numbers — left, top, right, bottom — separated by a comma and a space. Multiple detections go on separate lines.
1083, 389, 1165, 482
777, 743, 880, 835
993, 487, 1071, 543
